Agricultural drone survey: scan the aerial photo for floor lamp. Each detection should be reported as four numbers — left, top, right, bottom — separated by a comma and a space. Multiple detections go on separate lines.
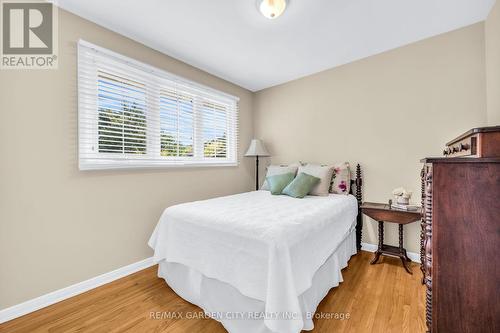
244, 139, 270, 190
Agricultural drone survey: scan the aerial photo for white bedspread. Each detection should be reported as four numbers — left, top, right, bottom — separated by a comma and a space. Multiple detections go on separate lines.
148, 191, 358, 333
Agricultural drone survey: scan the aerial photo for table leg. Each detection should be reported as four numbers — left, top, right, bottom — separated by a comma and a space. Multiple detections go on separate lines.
399, 224, 404, 254
400, 257, 413, 274
399, 224, 413, 274
370, 221, 384, 264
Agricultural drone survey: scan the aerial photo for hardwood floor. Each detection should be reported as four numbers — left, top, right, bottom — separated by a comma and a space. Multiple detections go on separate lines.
0, 251, 426, 333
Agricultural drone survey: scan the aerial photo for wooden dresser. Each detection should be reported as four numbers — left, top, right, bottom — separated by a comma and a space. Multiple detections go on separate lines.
420, 126, 500, 333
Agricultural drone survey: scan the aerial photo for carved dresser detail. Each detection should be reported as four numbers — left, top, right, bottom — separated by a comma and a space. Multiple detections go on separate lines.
420, 126, 500, 333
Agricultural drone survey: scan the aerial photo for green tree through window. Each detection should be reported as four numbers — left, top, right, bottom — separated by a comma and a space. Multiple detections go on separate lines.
97, 72, 147, 154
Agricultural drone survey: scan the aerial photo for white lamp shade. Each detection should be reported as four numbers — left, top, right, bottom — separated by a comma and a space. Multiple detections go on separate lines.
245, 139, 270, 157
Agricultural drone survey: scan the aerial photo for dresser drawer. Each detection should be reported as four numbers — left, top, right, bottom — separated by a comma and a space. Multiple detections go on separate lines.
443, 126, 500, 158
443, 136, 474, 157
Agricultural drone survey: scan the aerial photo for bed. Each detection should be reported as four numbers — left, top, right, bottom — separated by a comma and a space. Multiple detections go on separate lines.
148, 165, 363, 333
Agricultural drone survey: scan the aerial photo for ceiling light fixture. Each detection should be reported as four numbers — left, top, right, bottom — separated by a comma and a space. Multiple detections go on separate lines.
259, 0, 287, 19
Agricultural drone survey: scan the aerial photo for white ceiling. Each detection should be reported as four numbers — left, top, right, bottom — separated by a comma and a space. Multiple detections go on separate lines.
57, 0, 496, 92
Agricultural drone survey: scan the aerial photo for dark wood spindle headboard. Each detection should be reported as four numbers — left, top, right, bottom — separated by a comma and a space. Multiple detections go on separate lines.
349, 164, 363, 251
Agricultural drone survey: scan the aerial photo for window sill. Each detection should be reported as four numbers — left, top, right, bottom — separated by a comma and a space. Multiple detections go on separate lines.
79, 159, 239, 171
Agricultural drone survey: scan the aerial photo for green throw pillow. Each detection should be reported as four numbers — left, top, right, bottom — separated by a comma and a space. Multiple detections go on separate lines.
266, 172, 296, 195
282, 172, 320, 198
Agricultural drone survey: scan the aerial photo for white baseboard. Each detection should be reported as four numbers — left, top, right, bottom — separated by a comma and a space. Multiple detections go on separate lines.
361, 242, 421, 263
0, 257, 155, 324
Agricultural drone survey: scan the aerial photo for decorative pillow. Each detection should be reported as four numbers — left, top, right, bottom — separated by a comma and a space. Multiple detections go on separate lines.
329, 162, 351, 194
261, 163, 301, 190
266, 173, 295, 195
297, 164, 335, 196
282, 173, 321, 198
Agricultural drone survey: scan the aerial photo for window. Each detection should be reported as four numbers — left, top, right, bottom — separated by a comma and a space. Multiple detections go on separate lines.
97, 72, 147, 155
159, 88, 194, 158
78, 40, 239, 170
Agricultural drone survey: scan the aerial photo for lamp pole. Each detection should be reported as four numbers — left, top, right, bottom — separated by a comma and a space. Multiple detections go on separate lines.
244, 139, 270, 191
255, 155, 259, 191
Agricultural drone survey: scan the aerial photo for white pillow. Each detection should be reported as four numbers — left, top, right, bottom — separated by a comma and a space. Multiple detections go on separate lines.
261, 163, 300, 190
297, 164, 335, 196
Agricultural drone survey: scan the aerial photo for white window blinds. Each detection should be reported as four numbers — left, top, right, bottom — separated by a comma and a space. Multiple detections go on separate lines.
78, 40, 239, 170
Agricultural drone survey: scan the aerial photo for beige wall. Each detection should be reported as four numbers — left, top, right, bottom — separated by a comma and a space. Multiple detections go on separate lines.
0, 9, 254, 309
254, 23, 488, 254
486, 0, 500, 125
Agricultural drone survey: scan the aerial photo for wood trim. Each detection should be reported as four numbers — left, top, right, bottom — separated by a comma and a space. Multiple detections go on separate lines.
421, 157, 500, 163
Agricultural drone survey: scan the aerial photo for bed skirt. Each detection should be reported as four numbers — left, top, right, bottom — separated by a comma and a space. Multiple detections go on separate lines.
156, 230, 357, 333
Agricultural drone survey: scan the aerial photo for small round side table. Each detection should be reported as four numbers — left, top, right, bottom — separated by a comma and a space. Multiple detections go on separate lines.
360, 202, 422, 274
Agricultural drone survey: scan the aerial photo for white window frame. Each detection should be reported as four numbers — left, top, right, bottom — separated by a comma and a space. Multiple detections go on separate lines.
78, 40, 239, 170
